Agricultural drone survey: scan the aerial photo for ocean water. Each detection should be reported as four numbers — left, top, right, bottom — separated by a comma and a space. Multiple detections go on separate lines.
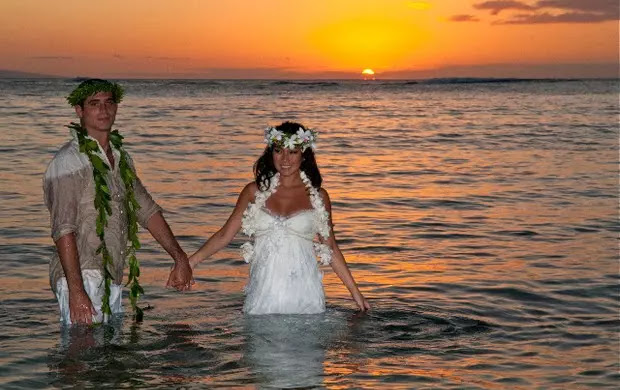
0, 78, 618, 389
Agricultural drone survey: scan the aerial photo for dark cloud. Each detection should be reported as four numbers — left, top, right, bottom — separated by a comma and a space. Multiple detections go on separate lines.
496, 11, 618, 24
449, 14, 481, 22
536, 0, 618, 14
461, 0, 619, 24
474, 1, 535, 15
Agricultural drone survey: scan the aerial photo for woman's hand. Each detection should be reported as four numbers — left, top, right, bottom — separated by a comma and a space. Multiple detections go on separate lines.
188, 253, 200, 269
353, 292, 371, 311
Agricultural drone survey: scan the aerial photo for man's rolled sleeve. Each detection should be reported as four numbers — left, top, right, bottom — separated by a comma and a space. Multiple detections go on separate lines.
133, 176, 162, 228
44, 172, 81, 242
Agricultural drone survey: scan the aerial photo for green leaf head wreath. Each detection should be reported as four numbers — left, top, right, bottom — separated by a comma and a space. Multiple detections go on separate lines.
66, 79, 124, 107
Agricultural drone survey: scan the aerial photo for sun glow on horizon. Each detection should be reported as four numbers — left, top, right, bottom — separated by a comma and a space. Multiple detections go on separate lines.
309, 16, 422, 70
362, 68, 375, 80
0, 1, 616, 78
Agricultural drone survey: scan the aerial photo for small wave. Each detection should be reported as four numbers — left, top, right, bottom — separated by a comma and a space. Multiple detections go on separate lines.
270, 80, 340, 87
419, 77, 578, 85
494, 230, 539, 237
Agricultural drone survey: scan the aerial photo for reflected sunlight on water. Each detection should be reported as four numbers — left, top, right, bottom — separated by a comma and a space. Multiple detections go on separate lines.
0, 78, 618, 388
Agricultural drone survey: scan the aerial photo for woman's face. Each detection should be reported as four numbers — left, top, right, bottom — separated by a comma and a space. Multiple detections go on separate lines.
272, 146, 302, 177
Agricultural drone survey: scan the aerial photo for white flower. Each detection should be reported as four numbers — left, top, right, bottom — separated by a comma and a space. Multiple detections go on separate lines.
299, 171, 311, 184
272, 129, 284, 141
240, 242, 254, 263
264, 127, 285, 146
241, 173, 280, 235
313, 242, 333, 265
296, 128, 312, 142
263, 125, 318, 150
283, 134, 299, 149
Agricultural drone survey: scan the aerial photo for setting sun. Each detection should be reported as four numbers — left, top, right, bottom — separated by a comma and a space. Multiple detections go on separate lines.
362, 68, 375, 80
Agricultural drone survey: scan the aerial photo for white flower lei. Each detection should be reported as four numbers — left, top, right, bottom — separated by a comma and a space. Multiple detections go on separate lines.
240, 171, 333, 265
264, 126, 317, 152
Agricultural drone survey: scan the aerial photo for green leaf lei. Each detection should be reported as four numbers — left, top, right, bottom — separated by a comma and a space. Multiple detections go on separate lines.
67, 122, 144, 322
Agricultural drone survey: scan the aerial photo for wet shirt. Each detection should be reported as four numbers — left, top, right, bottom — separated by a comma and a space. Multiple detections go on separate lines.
43, 137, 161, 291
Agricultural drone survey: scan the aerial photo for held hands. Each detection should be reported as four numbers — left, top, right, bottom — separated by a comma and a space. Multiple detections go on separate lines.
166, 255, 194, 291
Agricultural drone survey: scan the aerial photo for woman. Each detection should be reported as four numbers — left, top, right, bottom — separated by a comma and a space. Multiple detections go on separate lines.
189, 121, 370, 314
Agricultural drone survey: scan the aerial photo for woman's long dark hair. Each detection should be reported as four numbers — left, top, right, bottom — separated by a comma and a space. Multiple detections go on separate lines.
254, 121, 322, 190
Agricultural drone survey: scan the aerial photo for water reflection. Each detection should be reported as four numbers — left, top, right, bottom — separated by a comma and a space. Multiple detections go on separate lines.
47, 319, 203, 388
2, 79, 617, 388
47, 318, 135, 388
242, 312, 361, 388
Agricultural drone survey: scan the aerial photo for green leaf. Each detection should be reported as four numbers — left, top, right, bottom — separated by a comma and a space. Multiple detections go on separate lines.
86, 140, 98, 150
131, 237, 141, 250
90, 155, 108, 173
110, 130, 124, 145
135, 306, 144, 322
130, 261, 140, 278
66, 80, 124, 107
69, 121, 145, 322
130, 283, 141, 298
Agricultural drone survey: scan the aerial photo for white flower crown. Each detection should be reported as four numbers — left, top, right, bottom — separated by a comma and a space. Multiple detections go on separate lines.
264, 126, 317, 151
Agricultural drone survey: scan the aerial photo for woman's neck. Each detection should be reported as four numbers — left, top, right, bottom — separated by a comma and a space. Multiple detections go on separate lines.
277, 171, 303, 188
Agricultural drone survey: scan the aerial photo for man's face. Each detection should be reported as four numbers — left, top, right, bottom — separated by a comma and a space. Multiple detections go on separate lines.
75, 91, 118, 133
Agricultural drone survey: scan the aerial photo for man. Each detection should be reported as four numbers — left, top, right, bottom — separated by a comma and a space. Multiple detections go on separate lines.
44, 79, 192, 325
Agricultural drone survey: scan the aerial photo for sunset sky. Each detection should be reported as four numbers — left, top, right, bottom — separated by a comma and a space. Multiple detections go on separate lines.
0, 0, 617, 79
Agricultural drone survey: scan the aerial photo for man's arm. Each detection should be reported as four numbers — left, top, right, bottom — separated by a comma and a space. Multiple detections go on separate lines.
45, 155, 96, 324
56, 233, 97, 324
146, 211, 193, 290
128, 156, 192, 290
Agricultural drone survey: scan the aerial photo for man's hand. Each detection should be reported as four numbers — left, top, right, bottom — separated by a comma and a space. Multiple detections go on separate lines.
55, 233, 97, 324
166, 258, 193, 291
146, 211, 194, 291
69, 290, 97, 325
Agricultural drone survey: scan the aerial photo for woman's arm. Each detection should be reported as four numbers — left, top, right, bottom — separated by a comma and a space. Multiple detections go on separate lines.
189, 182, 256, 268
320, 188, 370, 311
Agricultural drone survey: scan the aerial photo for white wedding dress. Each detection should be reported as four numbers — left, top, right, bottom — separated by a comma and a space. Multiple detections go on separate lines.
240, 172, 333, 315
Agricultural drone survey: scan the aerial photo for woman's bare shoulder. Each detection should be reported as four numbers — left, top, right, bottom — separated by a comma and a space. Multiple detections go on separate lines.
240, 181, 259, 202
318, 187, 331, 206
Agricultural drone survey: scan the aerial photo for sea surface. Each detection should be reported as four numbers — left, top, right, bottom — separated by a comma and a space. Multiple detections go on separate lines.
0, 78, 618, 389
